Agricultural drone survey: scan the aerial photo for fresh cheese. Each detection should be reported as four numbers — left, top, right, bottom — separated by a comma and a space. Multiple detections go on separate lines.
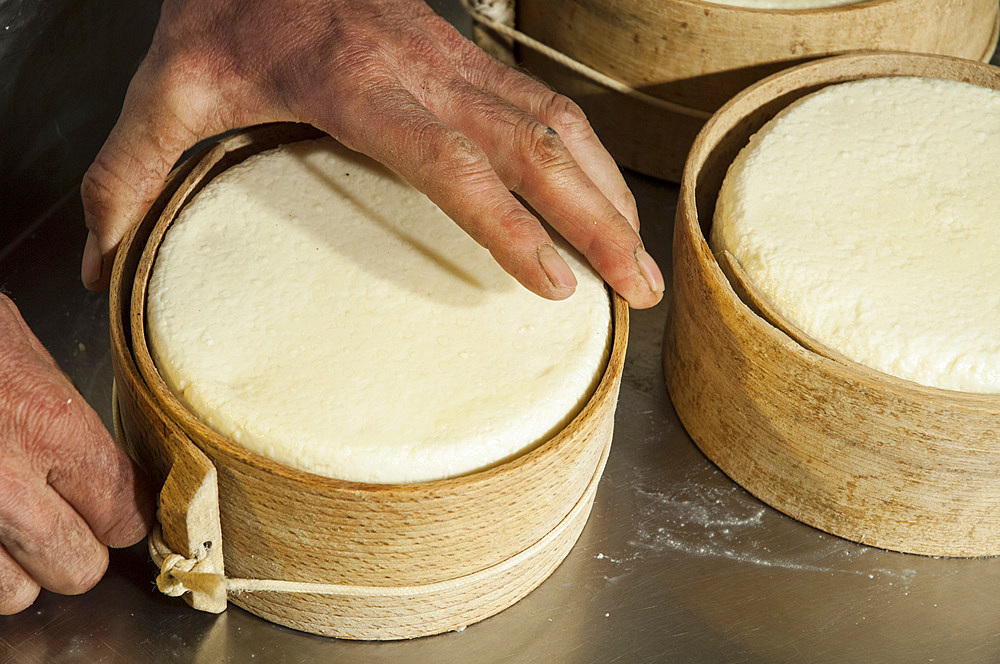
147, 137, 611, 483
711, 76, 1000, 393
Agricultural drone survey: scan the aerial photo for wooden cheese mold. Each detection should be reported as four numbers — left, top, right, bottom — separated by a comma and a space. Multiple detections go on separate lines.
110, 123, 629, 639
664, 52, 1000, 557
485, 0, 1000, 181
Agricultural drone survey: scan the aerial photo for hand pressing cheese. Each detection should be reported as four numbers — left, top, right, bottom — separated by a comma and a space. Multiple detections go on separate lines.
712, 76, 1000, 393
147, 138, 611, 483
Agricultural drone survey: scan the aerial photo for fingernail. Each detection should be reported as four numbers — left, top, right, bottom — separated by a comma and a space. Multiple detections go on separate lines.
635, 246, 664, 295
81, 231, 102, 287
537, 243, 577, 294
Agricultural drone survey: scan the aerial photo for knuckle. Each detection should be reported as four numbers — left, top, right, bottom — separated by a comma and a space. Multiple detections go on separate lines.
154, 46, 203, 91
326, 25, 382, 81
495, 210, 541, 245
583, 235, 635, 278
621, 191, 640, 230
517, 118, 571, 171
416, 128, 491, 187
434, 22, 477, 61
334, 42, 379, 78
539, 93, 591, 140
100, 504, 149, 549
80, 159, 119, 232
400, 29, 441, 67
0, 468, 32, 535
297, 39, 388, 124
622, 188, 639, 215
82, 135, 176, 234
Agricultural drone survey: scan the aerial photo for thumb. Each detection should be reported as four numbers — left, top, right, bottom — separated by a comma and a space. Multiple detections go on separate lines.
80, 60, 214, 291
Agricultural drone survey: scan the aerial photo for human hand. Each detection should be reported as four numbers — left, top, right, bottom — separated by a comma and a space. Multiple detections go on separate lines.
0, 295, 153, 614
81, 0, 663, 307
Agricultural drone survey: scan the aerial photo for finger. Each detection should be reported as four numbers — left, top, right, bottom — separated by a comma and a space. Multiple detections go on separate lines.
0, 464, 108, 595
318, 81, 578, 300
22, 364, 154, 549
0, 301, 154, 548
43, 395, 155, 549
0, 547, 40, 615
524, 90, 641, 232
383, 21, 660, 307
414, 77, 662, 308
415, 15, 641, 231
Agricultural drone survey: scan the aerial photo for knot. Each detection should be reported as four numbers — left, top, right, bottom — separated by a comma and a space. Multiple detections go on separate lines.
156, 552, 200, 596
148, 524, 227, 607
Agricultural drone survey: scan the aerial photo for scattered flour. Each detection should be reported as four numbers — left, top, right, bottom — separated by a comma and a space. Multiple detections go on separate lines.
619, 464, 918, 590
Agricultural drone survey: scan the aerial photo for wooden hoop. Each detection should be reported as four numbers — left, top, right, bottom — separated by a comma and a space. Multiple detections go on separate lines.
110, 123, 629, 638
664, 52, 1000, 558
496, 0, 999, 181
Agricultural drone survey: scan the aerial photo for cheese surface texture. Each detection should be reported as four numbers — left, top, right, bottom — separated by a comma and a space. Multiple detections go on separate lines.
147, 138, 611, 483
711, 76, 1000, 393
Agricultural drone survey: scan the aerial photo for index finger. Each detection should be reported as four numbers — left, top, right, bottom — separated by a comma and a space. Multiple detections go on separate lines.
41, 389, 154, 550
416, 76, 662, 308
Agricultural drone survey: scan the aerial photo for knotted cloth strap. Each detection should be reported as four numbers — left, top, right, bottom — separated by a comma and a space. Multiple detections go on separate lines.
149, 439, 611, 605
460, 0, 714, 120
149, 531, 227, 605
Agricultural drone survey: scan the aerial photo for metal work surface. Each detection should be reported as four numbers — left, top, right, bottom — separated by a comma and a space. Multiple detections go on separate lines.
5, 172, 1000, 664
4, 3, 1000, 663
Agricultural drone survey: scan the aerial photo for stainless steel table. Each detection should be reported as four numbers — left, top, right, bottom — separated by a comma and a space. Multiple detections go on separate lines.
3, 3, 1000, 662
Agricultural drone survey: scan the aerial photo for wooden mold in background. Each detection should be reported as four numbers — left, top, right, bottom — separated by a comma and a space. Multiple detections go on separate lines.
109, 123, 630, 639
475, 0, 999, 181
663, 52, 1000, 557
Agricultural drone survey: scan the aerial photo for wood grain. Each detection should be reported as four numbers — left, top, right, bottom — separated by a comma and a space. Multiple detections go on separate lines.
513, 0, 999, 181
110, 123, 628, 638
663, 52, 1000, 557
110, 141, 230, 613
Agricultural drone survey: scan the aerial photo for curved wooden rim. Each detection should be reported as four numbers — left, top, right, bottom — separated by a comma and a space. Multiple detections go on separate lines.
128, 125, 629, 495
681, 51, 1000, 414
669, 0, 898, 16
627, 0, 999, 35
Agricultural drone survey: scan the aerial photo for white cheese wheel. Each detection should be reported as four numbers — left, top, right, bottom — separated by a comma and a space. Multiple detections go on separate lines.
711, 76, 1000, 394
147, 138, 611, 483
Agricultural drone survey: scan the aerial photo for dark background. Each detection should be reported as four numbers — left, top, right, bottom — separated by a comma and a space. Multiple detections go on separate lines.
0, 0, 161, 250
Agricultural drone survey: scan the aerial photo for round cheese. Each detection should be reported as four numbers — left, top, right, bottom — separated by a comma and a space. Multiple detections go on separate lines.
147, 138, 611, 483
711, 76, 1000, 394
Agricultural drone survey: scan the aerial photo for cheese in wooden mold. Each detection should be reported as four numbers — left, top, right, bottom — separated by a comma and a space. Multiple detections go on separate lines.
147, 138, 611, 483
